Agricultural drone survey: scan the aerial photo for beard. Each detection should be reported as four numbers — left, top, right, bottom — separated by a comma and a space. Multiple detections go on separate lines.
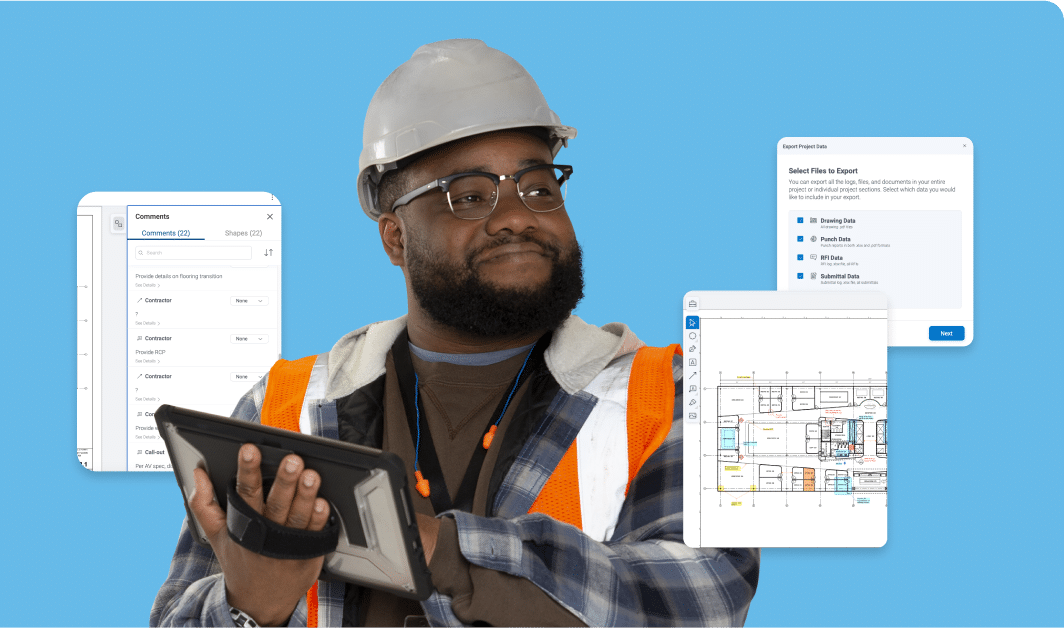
407, 233, 584, 338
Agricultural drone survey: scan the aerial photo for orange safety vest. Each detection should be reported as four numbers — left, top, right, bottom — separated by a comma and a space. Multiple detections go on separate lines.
259, 344, 680, 626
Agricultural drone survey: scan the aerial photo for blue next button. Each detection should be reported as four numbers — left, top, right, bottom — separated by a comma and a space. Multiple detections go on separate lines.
929, 326, 965, 341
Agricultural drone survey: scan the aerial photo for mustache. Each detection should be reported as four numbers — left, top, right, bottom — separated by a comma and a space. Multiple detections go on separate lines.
467, 233, 563, 262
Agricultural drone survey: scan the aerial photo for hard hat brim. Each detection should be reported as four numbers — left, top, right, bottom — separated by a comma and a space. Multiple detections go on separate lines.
358, 122, 576, 221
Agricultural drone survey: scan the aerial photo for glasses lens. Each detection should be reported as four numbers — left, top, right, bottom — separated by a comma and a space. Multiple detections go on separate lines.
518, 166, 567, 212
447, 174, 498, 219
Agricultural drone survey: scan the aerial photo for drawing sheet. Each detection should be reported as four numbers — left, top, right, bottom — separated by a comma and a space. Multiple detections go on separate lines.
682, 291, 888, 547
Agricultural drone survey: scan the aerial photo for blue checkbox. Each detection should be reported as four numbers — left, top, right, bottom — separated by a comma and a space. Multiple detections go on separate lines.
797, 273, 804, 279
797, 236, 803, 242
797, 217, 804, 223
797, 254, 804, 261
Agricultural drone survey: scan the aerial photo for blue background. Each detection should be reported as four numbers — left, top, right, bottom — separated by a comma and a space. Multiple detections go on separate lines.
2, 2, 1061, 625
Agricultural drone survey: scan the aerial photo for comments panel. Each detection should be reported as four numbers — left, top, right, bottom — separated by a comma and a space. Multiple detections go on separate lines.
77, 192, 281, 471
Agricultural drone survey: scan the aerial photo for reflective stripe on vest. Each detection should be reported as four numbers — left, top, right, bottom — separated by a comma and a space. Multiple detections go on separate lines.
528, 344, 680, 541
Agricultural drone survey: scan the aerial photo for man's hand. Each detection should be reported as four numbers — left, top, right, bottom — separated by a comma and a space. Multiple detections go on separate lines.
189, 443, 330, 627
416, 513, 440, 564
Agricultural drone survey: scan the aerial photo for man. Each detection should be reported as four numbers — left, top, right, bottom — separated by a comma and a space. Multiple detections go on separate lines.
152, 39, 759, 627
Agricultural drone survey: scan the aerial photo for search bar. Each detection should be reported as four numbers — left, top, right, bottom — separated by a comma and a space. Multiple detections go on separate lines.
135, 246, 252, 260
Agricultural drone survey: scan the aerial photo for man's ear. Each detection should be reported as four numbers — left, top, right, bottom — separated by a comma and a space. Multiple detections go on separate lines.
379, 212, 405, 267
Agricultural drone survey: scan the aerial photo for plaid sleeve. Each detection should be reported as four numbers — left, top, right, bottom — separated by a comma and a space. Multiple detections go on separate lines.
149, 520, 234, 627
229, 374, 268, 425
149, 377, 304, 627
434, 394, 760, 627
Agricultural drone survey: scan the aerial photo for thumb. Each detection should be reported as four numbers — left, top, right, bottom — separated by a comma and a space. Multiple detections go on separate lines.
190, 467, 227, 539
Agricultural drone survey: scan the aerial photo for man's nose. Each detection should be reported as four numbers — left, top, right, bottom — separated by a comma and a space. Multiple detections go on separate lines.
484, 180, 539, 234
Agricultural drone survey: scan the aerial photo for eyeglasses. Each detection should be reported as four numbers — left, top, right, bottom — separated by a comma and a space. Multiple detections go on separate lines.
390, 164, 573, 220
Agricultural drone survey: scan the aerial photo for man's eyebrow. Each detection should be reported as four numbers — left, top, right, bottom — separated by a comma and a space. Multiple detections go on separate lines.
442, 165, 491, 177
518, 158, 548, 169
442, 158, 549, 178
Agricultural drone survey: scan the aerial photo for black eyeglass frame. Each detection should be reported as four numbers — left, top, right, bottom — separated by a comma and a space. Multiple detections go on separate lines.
389, 163, 573, 219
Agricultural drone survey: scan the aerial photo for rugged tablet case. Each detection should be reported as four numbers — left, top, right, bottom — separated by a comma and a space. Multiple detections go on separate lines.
155, 404, 433, 600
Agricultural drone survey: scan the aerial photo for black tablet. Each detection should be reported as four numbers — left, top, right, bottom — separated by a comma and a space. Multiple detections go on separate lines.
154, 404, 433, 600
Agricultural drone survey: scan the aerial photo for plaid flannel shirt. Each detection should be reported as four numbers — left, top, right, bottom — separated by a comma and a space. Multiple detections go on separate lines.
151, 319, 759, 627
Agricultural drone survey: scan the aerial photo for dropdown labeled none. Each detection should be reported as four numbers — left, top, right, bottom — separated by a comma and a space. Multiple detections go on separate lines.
230, 334, 269, 344
230, 296, 269, 306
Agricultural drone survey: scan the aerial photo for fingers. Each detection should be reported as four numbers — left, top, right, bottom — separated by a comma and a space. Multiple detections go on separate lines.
283, 468, 322, 529
236, 446, 326, 531
308, 498, 330, 532
190, 467, 226, 538
235, 444, 265, 513
263, 454, 321, 529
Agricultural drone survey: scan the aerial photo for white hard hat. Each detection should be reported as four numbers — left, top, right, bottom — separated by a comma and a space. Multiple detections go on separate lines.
357, 39, 577, 220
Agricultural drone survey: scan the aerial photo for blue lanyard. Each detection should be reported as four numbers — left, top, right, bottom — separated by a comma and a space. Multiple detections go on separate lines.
391, 329, 547, 514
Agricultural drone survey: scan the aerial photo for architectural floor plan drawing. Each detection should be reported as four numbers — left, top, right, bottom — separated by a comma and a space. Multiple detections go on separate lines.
683, 291, 888, 548
715, 383, 886, 499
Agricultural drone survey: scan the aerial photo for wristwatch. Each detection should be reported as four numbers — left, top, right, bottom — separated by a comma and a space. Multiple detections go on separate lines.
229, 606, 260, 628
